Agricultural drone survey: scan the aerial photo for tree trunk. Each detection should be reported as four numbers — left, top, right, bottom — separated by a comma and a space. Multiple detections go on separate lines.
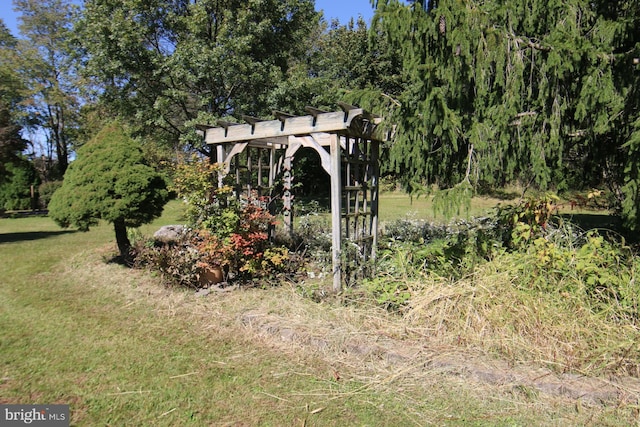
114, 218, 131, 263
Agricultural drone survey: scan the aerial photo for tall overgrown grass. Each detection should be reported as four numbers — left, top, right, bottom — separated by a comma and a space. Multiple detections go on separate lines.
340, 196, 640, 378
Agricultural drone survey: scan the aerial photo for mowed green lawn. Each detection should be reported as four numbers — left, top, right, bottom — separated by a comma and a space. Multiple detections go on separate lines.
0, 198, 629, 426
1, 205, 422, 426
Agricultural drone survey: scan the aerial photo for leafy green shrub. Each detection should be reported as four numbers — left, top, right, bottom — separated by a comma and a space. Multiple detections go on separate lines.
370, 194, 640, 326
164, 157, 302, 285
295, 214, 332, 258
512, 231, 640, 322
363, 275, 412, 311
38, 180, 63, 209
0, 158, 40, 210
382, 218, 435, 243
379, 175, 398, 193
493, 193, 560, 249
189, 193, 282, 278
353, 194, 640, 377
171, 157, 231, 228
380, 215, 503, 281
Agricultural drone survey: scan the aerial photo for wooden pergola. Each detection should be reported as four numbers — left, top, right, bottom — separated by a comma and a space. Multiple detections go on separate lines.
198, 103, 385, 292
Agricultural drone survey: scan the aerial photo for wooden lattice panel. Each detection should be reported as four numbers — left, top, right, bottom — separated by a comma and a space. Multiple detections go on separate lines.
199, 105, 384, 291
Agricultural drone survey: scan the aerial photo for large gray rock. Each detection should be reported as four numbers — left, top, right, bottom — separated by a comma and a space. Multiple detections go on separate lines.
153, 225, 187, 244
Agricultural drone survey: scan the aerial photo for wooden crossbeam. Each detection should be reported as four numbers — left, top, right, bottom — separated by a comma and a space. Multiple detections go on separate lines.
337, 101, 359, 112
217, 120, 240, 129
242, 115, 264, 125
273, 110, 295, 121
305, 106, 331, 126
195, 124, 216, 131
305, 106, 330, 117
204, 109, 366, 145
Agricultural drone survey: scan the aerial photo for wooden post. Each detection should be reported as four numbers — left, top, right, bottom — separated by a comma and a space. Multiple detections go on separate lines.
216, 145, 225, 188
268, 148, 275, 188
370, 139, 380, 261
283, 139, 296, 237
257, 149, 263, 196
246, 147, 252, 193
330, 133, 342, 292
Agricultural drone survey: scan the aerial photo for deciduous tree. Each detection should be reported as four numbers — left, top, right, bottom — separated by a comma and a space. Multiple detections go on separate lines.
77, 0, 319, 154
0, 21, 28, 183
14, 0, 82, 177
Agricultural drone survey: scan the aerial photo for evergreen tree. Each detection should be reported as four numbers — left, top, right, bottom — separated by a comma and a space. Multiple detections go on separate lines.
614, 1, 640, 229
372, 0, 639, 225
49, 122, 169, 260
0, 156, 39, 210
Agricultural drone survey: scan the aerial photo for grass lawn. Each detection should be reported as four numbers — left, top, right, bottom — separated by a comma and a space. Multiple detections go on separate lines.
378, 191, 505, 221
0, 198, 634, 426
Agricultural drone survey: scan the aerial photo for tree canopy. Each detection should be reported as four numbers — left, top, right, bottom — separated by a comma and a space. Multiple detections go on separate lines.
0, 22, 28, 183
49, 122, 169, 259
3, 0, 640, 230
13, 0, 82, 177
76, 0, 320, 153
371, 0, 640, 226
0, 103, 28, 184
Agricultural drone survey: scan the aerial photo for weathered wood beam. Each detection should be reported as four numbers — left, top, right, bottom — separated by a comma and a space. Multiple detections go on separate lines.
195, 124, 216, 131
305, 106, 330, 116
204, 109, 364, 145
217, 120, 240, 129
241, 115, 264, 125
244, 137, 288, 148
337, 101, 358, 112
221, 142, 248, 174
330, 133, 342, 292
338, 102, 383, 125
273, 110, 295, 122
296, 135, 331, 174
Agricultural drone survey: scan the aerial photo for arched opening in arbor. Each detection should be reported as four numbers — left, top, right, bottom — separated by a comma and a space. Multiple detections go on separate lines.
197, 103, 387, 291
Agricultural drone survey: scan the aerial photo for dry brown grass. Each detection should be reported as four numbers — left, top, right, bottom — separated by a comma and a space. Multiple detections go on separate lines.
400, 259, 640, 390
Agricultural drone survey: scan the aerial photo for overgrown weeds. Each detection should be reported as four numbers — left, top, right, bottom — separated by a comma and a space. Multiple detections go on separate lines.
140, 183, 640, 379
343, 195, 640, 378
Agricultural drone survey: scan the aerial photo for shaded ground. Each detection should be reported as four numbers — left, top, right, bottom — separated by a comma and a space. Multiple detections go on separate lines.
559, 212, 636, 241
0, 209, 49, 219
0, 229, 76, 244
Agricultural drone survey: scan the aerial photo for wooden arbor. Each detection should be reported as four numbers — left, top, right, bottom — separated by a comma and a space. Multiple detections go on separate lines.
198, 104, 384, 292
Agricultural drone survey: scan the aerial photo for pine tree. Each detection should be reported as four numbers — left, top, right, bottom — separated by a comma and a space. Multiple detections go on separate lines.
49, 122, 169, 260
372, 0, 640, 226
